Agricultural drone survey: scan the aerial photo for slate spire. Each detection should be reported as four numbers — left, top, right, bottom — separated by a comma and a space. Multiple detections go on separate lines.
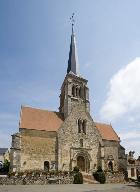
67, 14, 79, 75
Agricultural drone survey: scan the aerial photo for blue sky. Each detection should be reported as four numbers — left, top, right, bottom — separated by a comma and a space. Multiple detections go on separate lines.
0, 0, 140, 158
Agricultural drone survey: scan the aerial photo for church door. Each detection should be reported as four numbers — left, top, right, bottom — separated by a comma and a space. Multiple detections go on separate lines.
44, 161, 49, 171
77, 156, 85, 171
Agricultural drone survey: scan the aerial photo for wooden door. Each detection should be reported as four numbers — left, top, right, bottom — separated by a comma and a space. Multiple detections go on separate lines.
77, 156, 85, 171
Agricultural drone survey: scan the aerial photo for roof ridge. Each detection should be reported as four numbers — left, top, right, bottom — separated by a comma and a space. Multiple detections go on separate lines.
21, 105, 59, 113
95, 122, 111, 126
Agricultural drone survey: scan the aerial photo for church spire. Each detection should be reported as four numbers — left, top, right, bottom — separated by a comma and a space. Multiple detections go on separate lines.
67, 13, 79, 75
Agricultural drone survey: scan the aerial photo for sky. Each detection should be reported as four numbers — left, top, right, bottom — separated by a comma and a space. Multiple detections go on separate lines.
0, 0, 140, 158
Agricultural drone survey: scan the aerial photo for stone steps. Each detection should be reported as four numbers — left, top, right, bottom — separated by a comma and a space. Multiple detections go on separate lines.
82, 173, 99, 184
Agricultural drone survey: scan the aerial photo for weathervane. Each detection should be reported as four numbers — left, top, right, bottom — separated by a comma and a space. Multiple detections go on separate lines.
70, 13, 75, 33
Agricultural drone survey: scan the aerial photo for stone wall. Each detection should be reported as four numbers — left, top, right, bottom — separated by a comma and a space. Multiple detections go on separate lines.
0, 174, 73, 185
118, 145, 127, 171
103, 140, 119, 171
58, 104, 103, 172
10, 133, 21, 172
105, 171, 125, 183
59, 73, 90, 118
0, 171, 126, 185
10, 129, 57, 172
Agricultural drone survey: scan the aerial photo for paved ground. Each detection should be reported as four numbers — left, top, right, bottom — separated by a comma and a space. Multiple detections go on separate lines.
0, 183, 140, 192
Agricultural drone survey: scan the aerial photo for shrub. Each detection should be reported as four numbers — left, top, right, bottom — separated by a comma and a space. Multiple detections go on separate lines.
73, 166, 79, 173
73, 166, 83, 184
63, 170, 68, 176
73, 172, 83, 184
8, 171, 16, 177
138, 175, 140, 182
123, 170, 128, 181
3, 159, 10, 173
17, 172, 24, 177
93, 166, 106, 184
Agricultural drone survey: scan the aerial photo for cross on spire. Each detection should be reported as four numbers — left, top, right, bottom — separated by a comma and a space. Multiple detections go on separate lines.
70, 13, 75, 33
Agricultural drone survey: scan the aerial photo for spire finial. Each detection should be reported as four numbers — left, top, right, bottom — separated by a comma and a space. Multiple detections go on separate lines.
70, 13, 75, 34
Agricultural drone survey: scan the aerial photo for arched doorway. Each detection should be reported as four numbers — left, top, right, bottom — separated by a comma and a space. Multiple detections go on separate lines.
108, 161, 113, 171
77, 156, 85, 172
44, 161, 49, 171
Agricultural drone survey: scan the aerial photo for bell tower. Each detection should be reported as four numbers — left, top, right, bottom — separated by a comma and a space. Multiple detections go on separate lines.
59, 15, 90, 119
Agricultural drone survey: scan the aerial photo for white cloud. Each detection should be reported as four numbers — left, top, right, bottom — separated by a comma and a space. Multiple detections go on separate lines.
121, 139, 140, 158
100, 57, 140, 121
118, 130, 140, 158
119, 130, 140, 140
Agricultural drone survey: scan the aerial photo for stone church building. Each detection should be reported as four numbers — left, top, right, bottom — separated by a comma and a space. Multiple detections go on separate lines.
10, 27, 126, 173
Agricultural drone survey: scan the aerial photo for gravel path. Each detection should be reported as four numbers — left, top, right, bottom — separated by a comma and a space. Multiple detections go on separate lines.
0, 183, 139, 192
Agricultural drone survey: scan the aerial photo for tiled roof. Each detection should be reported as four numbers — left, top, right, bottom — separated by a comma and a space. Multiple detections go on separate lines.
95, 122, 120, 141
19, 106, 64, 131
0, 148, 8, 155
19, 106, 120, 141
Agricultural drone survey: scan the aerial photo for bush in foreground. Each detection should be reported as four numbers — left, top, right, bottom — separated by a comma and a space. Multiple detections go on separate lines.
93, 166, 106, 184
73, 166, 83, 184
3, 159, 10, 173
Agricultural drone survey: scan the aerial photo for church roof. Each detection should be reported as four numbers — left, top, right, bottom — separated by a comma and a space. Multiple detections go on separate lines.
95, 122, 120, 142
20, 106, 119, 141
19, 106, 63, 131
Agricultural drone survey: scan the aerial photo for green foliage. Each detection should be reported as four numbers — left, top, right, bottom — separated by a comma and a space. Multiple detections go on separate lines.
3, 159, 10, 173
73, 166, 83, 184
73, 172, 83, 184
123, 170, 128, 181
63, 171, 68, 176
97, 166, 102, 172
73, 166, 80, 173
93, 166, 106, 184
8, 171, 16, 177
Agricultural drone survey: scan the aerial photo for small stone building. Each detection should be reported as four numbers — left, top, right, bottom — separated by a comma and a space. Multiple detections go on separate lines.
10, 27, 126, 173
127, 151, 140, 180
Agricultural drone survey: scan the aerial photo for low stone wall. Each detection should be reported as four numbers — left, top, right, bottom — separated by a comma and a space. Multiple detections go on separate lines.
105, 172, 125, 183
0, 171, 126, 185
0, 174, 73, 185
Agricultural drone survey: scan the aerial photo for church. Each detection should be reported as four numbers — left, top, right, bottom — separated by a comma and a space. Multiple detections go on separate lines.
10, 25, 126, 173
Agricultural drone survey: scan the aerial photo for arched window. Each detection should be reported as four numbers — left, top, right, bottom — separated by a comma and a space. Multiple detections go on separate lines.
83, 120, 86, 134
78, 119, 81, 133
72, 85, 75, 97
80, 139, 83, 147
76, 87, 79, 97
